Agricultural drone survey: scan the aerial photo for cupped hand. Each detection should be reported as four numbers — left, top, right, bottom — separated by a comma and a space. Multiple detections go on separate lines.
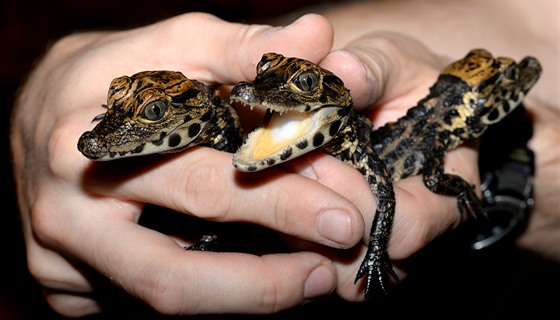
11, 13, 370, 317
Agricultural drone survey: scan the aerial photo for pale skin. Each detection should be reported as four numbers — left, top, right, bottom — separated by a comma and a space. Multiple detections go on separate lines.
10, 1, 558, 317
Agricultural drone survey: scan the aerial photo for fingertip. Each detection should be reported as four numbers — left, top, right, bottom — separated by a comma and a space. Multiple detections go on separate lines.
318, 209, 362, 248
235, 13, 334, 80
303, 261, 337, 300
320, 50, 382, 109
283, 13, 334, 59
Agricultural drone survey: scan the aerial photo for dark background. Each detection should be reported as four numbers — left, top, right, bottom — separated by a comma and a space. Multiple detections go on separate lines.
1, 1, 558, 319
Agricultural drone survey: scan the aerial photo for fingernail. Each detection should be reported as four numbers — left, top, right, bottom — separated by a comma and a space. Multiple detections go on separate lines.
304, 264, 335, 300
318, 210, 352, 247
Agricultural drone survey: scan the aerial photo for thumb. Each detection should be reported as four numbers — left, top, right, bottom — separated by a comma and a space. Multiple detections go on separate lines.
145, 12, 334, 84
319, 32, 446, 111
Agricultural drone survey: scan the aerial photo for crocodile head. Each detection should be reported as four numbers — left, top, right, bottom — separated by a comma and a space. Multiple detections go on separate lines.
442, 49, 541, 127
230, 53, 352, 171
78, 71, 218, 160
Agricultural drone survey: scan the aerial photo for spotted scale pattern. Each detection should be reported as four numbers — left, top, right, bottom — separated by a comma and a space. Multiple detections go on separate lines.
372, 49, 542, 218
230, 53, 399, 295
78, 70, 242, 160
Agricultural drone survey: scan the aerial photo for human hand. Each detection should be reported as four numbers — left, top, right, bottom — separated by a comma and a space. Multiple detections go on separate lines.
317, 0, 559, 266
10, 13, 371, 317
317, 32, 560, 283
273, 32, 482, 301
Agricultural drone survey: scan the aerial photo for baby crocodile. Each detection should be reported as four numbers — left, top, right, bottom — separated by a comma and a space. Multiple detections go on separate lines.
77, 70, 242, 250
372, 49, 541, 217
78, 70, 242, 160
229, 50, 541, 295
230, 53, 398, 295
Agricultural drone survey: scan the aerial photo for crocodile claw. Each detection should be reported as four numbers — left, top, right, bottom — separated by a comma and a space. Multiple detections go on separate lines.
457, 188, 484, 219
185, 234, 219, 251
355, 235, 399, 296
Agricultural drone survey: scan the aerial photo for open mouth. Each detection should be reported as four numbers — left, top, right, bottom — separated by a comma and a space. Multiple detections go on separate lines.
233, 105, 342, 171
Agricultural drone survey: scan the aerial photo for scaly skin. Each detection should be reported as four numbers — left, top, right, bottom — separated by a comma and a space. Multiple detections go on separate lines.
78, 70, 242, 160
372, 49, 542, 218
229, 50, 541, 295
230, 53, 398, 295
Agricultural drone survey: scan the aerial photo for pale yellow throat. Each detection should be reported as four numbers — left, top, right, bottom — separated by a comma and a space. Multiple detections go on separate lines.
235, 110, 312, 162
234, 106, 343, 169
250, 111, 312, 159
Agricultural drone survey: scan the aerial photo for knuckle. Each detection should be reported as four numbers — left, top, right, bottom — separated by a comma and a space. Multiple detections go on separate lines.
258, 276, 283, 313
47, 115, 85, 181
26, 249, 50, 287
175, 154, 232, 221
134, 261, 192, 315
29, 190, 60, 246
249, 256, 290, 313
271, 193, 291, 230
160, 11, 214, 29
49, 33, 87, 56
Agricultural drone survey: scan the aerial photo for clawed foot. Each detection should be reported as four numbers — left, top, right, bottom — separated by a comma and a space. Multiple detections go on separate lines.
355, 236, 399, 296
185, 234, 219, 251
457, 188, 484, 219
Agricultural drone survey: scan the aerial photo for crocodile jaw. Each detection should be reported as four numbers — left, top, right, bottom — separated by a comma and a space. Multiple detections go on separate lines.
233, 107, 341, 171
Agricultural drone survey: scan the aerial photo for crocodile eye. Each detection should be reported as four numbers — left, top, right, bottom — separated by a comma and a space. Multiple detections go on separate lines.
294, 71, 319, 92
143, 100, 168, 121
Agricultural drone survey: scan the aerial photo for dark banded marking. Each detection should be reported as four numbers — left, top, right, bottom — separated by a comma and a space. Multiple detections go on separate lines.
312, 132, 324, 147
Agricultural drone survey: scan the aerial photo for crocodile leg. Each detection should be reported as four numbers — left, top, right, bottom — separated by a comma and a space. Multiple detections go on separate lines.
327, 118, 399, 295
185, 234, 219, 251
422, 149, 483, 219
354, 161, 399, 295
